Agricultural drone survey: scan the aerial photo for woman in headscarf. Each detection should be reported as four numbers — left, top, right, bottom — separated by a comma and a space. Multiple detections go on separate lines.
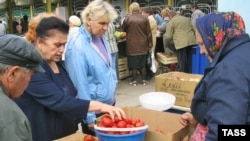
179, 11, 250, 141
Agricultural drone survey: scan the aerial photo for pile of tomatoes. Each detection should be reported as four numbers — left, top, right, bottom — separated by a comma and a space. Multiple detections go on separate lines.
97, 114, 145, 135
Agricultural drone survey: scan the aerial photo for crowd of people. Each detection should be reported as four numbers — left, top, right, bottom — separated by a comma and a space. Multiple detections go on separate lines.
0, 0, 250, 141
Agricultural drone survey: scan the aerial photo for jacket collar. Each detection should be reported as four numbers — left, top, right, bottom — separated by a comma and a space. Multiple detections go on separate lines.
0, 81, 8, 97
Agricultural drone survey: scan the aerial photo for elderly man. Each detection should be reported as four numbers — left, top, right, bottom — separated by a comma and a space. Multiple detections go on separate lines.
0, 34, 44, 141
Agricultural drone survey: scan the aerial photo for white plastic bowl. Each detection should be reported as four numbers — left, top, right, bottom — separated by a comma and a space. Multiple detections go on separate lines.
139, 92, 176, 111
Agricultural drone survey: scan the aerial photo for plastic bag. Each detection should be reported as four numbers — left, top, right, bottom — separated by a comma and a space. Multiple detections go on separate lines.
147, 52, 152, 67
190, 123, 208, 141
150, 52, 159, 73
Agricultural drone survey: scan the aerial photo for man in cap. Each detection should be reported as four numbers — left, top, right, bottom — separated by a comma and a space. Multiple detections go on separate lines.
0, 34, 44, 141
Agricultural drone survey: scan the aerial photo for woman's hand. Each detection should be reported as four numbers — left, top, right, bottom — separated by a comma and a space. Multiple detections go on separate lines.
179, 112, 198, 127
89, 101, 126, 120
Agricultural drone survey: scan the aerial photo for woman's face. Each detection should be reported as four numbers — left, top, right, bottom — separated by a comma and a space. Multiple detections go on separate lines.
87, 16, 109, 37
195, 30, 213, 62
37, 30, 67, 63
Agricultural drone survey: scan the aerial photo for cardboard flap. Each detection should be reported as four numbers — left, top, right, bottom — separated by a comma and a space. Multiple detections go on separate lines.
123, 107, 185, 133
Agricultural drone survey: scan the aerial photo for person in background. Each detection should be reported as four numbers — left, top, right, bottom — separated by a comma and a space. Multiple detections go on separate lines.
21, 15, 29, 34
179, 11, 250, 141
0, 34, 44, 141
158, 8, 171, 50
15, 24, 23, 36
141, 7, 157, 81
191, 4, 205, 29
12, 16, 19, 34
0, 20, 6, 35
15, 14, 125, 141
105, 22, 119, 80
158, 8, 170, 34
62, 15, 82, 61
24, 12, 59, 44
153, 10, 163, 26
122, 2, 152, 86
165, 10, 197, 73
65, 0, 120, 135
1, 18, 8, 33
67, 15, 82, 39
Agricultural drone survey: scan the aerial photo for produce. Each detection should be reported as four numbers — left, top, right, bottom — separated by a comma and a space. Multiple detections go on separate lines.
83, 135, 96, 141
115, 31, 126, 40
97, 114, 145, 135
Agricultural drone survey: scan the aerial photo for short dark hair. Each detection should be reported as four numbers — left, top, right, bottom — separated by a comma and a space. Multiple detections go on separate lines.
36, 17, 69, 38
141, 7, 153, 15
23, 15, 28, 21
191, 4, 199, 9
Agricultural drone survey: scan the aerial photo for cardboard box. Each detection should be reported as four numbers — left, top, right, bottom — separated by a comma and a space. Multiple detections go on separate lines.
54, 131, 98, 141
122, 107, 189, 141
155, 72, 203, 108
57, 107, 189, 141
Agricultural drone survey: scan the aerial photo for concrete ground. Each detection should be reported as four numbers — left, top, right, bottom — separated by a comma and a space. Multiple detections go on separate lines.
115, 76, 156, 108
115, 73, 190, 113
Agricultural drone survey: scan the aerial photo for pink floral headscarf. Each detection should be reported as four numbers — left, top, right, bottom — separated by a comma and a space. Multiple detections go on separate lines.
196, 11, 246, 58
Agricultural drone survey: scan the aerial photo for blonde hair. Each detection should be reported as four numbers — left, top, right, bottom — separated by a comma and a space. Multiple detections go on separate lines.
161, 8, 170, 18
25, 12, 59, 43
129, 2, 140, 13
81, 0, 118, 24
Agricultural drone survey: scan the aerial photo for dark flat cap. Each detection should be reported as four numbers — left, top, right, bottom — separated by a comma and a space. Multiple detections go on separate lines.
0, 34, 44, 73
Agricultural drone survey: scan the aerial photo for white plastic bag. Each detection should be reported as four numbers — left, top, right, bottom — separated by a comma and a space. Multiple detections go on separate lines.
150, 52, 159, 73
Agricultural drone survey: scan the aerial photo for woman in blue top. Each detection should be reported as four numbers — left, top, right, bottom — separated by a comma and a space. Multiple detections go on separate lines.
65, 0, 119, 135
15, 12, 125, 141
179, 11, 250, 141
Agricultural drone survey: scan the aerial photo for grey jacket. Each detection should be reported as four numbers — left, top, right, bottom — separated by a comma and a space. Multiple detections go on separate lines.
0, 82, 32, 141
191, 9, 205, 29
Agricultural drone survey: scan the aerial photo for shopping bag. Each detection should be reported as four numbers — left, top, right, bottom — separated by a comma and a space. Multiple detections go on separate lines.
150, 52, 159, 73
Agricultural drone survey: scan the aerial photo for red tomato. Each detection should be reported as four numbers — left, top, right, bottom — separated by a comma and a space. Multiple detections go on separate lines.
101, 116, 114, 127
116, 120, 127, 128
126, 124, 134, 128
114, 115, 121, 123
97, 123, 104, 127
83, 135, 96, 141
123, 118, 132, 124
135, 121, 145, 127
112, 124, 117, 128
131, 118, 140, 126
101, 115, 111, 121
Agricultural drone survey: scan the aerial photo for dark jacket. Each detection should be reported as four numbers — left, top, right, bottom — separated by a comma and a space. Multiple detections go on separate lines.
191, 34, 250, 141
21, 21, 28, 34
122, 12, 152, 56
15, 61, 90, 141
